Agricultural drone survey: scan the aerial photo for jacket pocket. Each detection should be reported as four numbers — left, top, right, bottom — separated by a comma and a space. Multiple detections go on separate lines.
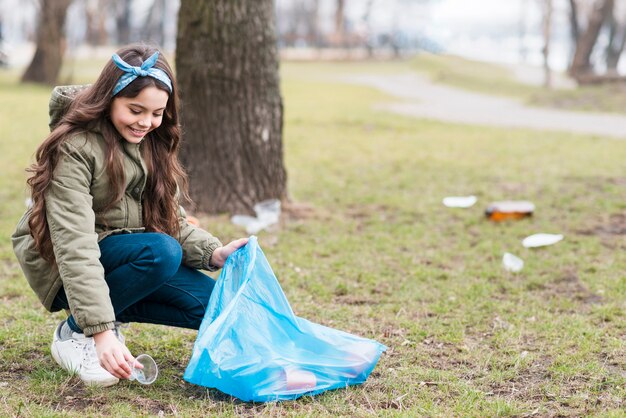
12, 208, 32, 238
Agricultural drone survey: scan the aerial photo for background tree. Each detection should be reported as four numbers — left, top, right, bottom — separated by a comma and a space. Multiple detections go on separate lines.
85, 0, 109, 47
141, 0, 166, 47
280, 0, 315, 48
604, 1, 626, 73
176, 0, 287, 214
568, 0, 581, 43
362, 0, 376, 56
541, 0, 553, 87
569, 0, 615, 79
115, 0, 133, 45
333, 0, 346, 47
306, 0, 321, 48
21, 0, 73, 84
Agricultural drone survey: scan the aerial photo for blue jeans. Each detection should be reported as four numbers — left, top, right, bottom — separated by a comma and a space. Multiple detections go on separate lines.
52, 232, 215, 333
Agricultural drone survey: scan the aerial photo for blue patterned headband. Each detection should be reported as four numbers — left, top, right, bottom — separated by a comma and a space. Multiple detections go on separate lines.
111, 51, 172, 96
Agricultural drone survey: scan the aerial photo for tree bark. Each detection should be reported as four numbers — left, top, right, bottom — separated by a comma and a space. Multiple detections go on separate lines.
21, 0, 73, 85
176, 0, 287, 215
569, 0, 613, 77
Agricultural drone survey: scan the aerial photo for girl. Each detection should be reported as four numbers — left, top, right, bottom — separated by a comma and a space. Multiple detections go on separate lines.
12, 44, 247, 387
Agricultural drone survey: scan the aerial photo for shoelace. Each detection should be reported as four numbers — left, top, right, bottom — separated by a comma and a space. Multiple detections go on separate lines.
82, 339, 101, 369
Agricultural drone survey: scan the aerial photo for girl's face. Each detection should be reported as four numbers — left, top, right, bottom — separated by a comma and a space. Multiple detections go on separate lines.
110, 85, 169, 144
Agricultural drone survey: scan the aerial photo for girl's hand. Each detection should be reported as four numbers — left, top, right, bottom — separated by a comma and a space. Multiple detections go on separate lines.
210, 238, 249, 268
93, 330, 134, 379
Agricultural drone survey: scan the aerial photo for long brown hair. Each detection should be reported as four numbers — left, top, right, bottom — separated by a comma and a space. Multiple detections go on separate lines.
27, 44, 189, 262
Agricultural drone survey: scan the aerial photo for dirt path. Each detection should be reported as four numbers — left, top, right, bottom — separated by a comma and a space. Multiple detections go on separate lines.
344, 73, 626, 139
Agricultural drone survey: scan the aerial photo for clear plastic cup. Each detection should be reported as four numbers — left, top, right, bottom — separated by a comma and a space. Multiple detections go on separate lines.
129, 354, 158, 385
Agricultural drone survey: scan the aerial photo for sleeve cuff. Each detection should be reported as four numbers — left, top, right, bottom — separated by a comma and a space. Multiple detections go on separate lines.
83, 321, 115, 337
202, 239, 223, 272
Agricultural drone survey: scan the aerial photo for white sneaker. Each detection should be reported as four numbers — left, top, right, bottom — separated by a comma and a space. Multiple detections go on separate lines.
50, 322, 119, 387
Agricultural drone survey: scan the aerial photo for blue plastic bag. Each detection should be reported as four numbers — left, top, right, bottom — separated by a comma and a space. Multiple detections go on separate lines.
184, 236, 386, 402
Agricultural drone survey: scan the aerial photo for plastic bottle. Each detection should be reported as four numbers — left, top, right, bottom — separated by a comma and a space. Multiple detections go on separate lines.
485, 201, 535, 221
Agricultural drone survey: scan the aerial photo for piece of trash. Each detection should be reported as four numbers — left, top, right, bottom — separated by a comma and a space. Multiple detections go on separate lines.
502, 252, 524, 272
485, 200, 535, 221
280, 367, 317, 391
522, 233, 564, 248
442, 195, 477, 208
231, 199, 281, 234
128, 353, 158, 385
419, 381, 442, 386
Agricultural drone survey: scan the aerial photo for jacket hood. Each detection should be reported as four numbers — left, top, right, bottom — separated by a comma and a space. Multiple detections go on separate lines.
48, 85, 91, 131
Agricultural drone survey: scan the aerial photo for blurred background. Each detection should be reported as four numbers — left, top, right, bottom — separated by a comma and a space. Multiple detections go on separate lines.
2, 0, 626, 87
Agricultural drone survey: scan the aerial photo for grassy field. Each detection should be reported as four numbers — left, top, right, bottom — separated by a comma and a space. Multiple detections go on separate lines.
409, 53, 626, 114
1, 57, 625, 417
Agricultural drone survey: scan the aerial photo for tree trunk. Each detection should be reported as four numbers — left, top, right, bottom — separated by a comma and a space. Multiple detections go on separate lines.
115, 0, 133, 45
567, 0, 580, 66
176, 0, 287, 215
542, 0, 553, 88
363, 0, 375, 57
142, 0, 166, 47
21, 0, 73, 85
334, 0, 345, 47
86, 0, 109, 46
605, 15, 626, 72
569, 0, 613, 77
306, 0, 320, 48
568, 0, 580, 43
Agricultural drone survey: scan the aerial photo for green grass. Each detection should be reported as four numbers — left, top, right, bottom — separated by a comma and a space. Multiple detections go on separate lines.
1, 58, 625, 417
411, 53, 626, 114
410, 53, 536, 98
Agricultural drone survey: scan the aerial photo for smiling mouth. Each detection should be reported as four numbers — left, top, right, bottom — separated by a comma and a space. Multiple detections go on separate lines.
129, 127, 148, 136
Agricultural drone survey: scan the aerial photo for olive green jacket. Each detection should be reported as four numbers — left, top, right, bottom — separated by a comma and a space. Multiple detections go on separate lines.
12, 86, 222, 336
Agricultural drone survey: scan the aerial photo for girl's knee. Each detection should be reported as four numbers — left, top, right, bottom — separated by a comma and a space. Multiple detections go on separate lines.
146, 233, 182, 279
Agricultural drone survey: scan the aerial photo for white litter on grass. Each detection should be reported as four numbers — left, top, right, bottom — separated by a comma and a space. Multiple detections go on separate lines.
231, 199, 281, 234
522, 233, 564, 248
502, 252, 524, 272
442, 195, 477, 208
